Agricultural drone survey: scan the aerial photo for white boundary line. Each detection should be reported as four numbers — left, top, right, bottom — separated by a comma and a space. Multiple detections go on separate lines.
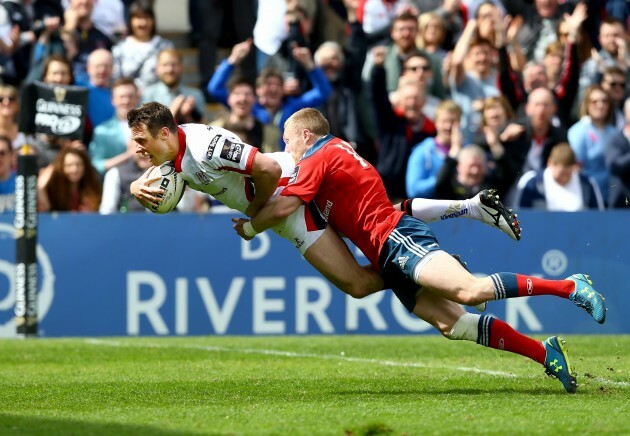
85, 339, 630, 388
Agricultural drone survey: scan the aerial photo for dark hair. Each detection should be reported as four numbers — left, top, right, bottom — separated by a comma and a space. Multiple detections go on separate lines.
474, 1, 496, 18
224, 120, 250, 143
256, 67, 284, 88
127, 0, 156, 38
603, 65, 626, 78
42, 54, 74, 84
404, 52, 432, 67
393, 11, 419, 25
227, 75, 255, 93
600, 17, 625, 29
112, 77, 138, 90
127, 102, 178, 137
46, 148, 102, 211
469, 37, 494, 49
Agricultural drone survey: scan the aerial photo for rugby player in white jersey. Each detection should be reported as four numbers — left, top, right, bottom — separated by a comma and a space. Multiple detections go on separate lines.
129, 102, 520, 299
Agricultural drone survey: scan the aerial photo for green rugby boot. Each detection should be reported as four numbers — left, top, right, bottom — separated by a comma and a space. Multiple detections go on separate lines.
543, 336, 577, 393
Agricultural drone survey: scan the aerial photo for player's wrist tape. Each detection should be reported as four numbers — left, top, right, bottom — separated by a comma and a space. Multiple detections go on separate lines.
243, 221, 259, 237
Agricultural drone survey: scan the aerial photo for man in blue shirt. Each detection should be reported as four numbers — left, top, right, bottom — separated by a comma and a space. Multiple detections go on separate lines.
77, 48, 115, 127
207, 38, 331, 149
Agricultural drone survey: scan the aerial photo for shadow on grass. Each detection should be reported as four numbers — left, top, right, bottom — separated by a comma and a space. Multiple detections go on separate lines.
0, 414, 199, 436
334, 387, 566, 396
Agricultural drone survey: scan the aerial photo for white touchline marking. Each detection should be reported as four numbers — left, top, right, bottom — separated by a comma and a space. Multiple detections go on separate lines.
85, 339, 630, 388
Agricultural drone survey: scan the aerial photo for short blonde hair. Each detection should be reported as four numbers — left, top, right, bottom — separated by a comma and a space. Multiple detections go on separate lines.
417, 12, 445, 48
285, 108, 330, 137
435, 99, 462, 119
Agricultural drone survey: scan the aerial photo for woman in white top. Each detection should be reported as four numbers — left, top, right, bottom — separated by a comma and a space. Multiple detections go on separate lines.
111, 0, 173, 92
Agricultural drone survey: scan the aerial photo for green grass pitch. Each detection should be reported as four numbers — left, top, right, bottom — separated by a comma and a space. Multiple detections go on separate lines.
0, 335, 628, 435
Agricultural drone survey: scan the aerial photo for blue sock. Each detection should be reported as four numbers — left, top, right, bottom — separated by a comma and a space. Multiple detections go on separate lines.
489, 272, 519, 299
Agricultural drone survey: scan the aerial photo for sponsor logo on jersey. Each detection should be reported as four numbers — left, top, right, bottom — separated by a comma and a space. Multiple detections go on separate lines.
293, 237, 304, 249
322, 200, 333, 222
527, 278, 533, 294
196, 171, 211, 184
209, 187, 227, 197
288, 166, 300, 184
206, 135, 222, 159
220, 139, 243, 163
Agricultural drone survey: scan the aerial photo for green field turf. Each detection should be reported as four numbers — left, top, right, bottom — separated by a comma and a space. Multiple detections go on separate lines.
0, 335, 628, 435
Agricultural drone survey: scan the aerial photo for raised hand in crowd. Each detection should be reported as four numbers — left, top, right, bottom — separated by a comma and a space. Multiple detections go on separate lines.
291, 43, 315, 71
0, 25, 19, 55
506, 15, 524, 45
285, 43, 316, 95
170, 94, 198, 123
372, 45, 387, 67
500, 123, 526, 143
442, 0, 461, 15
563, 2, 588, 44
227, 38, 253, 66
37, 16, 62, 45
63, 5, 80, 32
448, 120, 463, 159
343, 0, 359, 21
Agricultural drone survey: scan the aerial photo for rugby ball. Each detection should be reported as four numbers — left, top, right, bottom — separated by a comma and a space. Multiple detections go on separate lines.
147, 161, 185, 214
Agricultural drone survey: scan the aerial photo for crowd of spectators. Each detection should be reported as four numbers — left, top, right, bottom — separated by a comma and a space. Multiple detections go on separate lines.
0, 0, 629, 215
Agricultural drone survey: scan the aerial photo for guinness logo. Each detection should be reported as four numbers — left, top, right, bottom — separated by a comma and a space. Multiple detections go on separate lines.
53, 86, 66, 103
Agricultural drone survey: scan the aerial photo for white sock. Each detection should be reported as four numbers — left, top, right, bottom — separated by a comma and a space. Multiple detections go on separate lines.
410, 198, 480, 223
449, 313, 481, 341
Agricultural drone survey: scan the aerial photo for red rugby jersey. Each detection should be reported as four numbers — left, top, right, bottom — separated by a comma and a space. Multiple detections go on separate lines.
281, 135, 403, 268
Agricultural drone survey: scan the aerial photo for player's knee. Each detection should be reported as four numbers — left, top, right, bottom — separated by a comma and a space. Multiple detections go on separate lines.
342, 285, 371, 299
453, 282, 486, 306
451, 290, 476, 306
435, 325, 452, 338
335, 281, 361, 298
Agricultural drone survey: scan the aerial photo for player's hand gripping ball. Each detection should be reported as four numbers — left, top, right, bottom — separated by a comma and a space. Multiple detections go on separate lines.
147, 161, 185, 214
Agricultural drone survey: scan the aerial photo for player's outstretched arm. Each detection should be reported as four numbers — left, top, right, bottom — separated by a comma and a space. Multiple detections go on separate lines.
234, 195, 304, 240
245, 153, 282, 217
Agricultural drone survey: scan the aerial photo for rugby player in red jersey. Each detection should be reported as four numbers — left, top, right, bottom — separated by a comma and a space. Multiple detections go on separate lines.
236, 108, 608, 393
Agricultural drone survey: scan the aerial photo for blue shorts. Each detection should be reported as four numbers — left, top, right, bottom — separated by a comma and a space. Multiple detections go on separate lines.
379, 215, 443, 312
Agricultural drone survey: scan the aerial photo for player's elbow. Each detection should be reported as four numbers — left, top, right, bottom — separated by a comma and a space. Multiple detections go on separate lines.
266, 161, 282, 181
271, 196, 303, 221
271, 206, 293, 221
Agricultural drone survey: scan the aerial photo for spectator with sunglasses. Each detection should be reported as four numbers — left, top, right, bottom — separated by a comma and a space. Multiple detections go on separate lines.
393, 53, 440, 121
568, 84, 617, 204
0, 84, 27, 150
605, 96, 630, 209
600, 66, 627, 129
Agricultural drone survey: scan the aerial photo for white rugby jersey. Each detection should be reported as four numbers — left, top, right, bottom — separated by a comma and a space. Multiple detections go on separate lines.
173, 123, 294, 214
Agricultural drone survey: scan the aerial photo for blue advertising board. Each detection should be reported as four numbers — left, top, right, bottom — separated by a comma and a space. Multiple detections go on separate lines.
0, 211, 628, 337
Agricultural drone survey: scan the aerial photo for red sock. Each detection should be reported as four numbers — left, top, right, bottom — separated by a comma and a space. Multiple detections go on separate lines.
481, 315, 546, 365
493, 273, 575, 299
